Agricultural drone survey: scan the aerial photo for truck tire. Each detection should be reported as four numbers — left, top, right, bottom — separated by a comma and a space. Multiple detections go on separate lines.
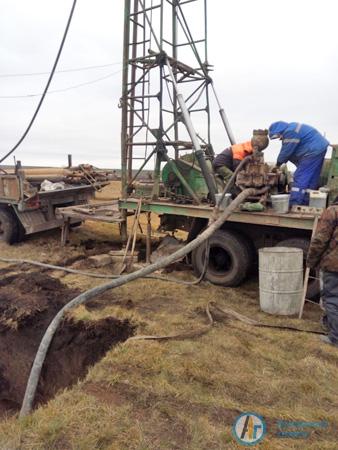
191, 229, 252, 286
276, 237, 320, 299
0, 208, 19, 245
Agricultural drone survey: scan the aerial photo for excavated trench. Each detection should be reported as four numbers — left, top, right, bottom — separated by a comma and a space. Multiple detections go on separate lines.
0, 270, 134, 417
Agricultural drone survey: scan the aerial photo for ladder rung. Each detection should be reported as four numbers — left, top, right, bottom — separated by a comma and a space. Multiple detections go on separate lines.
129, 39, 150, 46
175, 38, 205, 48
130, 18, 145, 29
130, 4, 161, 16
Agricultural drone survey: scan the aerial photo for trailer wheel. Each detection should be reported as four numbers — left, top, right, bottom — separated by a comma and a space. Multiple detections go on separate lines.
191, 229, 251, 286
0, 208, 19, 245
276, 238, 319, 299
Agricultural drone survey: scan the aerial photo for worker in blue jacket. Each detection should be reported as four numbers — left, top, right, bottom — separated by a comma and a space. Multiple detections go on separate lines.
269, 121, 329, 205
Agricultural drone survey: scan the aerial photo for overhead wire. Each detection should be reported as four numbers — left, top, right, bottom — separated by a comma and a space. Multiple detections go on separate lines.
0, 0, 77, 164
0, 69, 122, 99
0, 62, 121, 78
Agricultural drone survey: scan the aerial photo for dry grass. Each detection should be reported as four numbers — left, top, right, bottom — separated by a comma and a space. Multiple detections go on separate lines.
0, 208, 337, 449
94, 181, 121, 201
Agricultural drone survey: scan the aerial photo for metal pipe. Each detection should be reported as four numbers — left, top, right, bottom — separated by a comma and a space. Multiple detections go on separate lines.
172, 0, 179, 160
166, 58, 217, 202
146, 211, 152, 263
120, 0, 132, 241
151, 151, 162, 200
210, 83, 236, 145
127, 0, 139, 182
67, 154, 72, 168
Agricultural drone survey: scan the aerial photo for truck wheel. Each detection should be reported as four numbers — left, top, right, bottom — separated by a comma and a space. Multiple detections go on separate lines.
191, 230, 252, 286
276, 238, 319, 299
0, 208, 19, 245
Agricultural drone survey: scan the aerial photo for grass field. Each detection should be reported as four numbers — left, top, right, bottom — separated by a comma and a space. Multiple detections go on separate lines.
0, 184, 337, 449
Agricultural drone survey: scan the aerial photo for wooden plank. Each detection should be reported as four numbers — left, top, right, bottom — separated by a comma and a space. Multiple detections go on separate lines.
299, 215, 319, 319
60, 212, 123, 223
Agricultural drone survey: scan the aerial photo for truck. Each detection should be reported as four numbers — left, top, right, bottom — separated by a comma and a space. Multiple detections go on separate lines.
116, 0, 338, 298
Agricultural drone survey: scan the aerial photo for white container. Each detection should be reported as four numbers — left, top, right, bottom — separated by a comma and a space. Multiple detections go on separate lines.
259, 247, 303, 315
309, 190, 327, 208
271, 194, 290, 214
215, 193, 232, 209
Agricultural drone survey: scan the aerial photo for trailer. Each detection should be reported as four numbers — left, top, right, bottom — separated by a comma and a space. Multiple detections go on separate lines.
0, 167, 95, 244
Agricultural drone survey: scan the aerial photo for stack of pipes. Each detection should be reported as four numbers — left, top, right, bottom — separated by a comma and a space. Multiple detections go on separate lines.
18, 165, 113, 186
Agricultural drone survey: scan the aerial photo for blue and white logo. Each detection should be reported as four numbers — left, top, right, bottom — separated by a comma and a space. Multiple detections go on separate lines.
233, 412, 266, 446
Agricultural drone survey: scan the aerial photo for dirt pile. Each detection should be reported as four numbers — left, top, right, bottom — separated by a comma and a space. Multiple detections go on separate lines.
0, 272, 134, 416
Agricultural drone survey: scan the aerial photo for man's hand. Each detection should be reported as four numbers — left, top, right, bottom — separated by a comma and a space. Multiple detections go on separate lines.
271, 166, 279, 173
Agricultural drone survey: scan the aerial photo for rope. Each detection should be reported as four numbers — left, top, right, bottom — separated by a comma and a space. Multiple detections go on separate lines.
209, 302, 324, 335
128, 303, 213, 342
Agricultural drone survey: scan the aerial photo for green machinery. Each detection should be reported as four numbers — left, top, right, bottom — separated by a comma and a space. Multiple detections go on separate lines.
324, 146, 338, 203
161, 158, 210, 202
161, 146, 338, 205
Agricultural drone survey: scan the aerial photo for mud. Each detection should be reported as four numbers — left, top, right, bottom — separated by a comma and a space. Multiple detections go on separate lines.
0, 272, 134, 416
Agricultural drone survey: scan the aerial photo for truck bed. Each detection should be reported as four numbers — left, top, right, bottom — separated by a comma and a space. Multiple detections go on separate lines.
119, 198, 318, 231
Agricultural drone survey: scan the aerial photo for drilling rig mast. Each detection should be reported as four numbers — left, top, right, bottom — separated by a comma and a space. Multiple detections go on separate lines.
120, 0, 234, 209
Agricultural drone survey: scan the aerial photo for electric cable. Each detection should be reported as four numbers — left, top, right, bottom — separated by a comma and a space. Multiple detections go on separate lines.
0, 243, 209, 286
0, 70, 122, 99
0, 0, 77, 164
0, 62, 121, 78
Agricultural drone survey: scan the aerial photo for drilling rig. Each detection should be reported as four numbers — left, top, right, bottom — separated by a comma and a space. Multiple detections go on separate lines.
118, 0, 336, 294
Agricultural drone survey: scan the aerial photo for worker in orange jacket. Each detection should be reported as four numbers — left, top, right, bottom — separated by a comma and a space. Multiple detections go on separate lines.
213, 131, 269, 183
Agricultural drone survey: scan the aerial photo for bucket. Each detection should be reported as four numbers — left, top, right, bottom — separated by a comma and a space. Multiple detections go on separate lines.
259, 247, 303, 315
271, 194, 290, 214
309, 190, 327, 208
215, 193, 232, 209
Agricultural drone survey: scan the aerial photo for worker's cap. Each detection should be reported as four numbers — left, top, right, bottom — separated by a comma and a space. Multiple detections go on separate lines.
268, 121, 289, 139
251, 129, 269, 151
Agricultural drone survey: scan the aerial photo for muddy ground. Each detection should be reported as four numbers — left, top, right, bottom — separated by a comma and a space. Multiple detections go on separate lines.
0, 197, 337, 449
0, 269, 133, 416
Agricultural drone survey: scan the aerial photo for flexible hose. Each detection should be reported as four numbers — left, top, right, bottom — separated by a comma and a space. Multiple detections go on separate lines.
19, 188, 260, 417
216, 154, 253, 209
0, 251, 209, 286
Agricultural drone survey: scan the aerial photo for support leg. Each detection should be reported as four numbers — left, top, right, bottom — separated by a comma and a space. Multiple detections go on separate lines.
146, 211, 152, 264
61, 218, 70, 246
120, 210, 128, 243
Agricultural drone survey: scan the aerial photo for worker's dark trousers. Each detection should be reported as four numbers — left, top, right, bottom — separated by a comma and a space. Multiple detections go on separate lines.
322, 271, 338, 344
290, 152, 326, 205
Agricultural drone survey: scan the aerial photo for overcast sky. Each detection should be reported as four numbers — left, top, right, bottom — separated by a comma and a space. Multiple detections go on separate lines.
0, 0, 337, 168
